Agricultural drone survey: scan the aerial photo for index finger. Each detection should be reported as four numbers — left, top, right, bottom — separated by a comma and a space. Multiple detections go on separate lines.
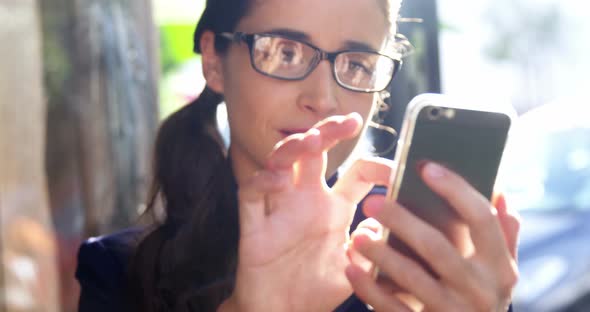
294, 113, 363, 185
268, 113, 363, 187
266, 130, 320, 171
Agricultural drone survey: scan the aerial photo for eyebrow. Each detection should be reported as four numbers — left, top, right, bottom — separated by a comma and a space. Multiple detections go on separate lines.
263, 28, 379, 52
264, 28, 310, 41
342, 40, 377, 52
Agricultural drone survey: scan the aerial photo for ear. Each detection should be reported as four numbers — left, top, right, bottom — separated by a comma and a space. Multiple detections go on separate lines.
200, 30, 225, 94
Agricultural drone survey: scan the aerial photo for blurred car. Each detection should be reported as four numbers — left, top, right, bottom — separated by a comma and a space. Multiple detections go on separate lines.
497, 99, 590, 312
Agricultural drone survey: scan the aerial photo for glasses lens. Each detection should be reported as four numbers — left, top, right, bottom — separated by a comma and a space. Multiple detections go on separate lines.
251, 35, 317, 79
334, 52, 395, 92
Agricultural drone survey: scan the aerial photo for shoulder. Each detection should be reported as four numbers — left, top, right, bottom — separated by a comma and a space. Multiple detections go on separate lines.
76, 227, 144, 310
76, 227, 143, 280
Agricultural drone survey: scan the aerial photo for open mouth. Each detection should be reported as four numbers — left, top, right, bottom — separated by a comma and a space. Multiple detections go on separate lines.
279, 128, 311, 138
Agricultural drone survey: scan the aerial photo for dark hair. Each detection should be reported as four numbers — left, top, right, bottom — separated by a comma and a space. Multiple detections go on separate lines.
127, 1, 252, 311
128, 0, 402, 311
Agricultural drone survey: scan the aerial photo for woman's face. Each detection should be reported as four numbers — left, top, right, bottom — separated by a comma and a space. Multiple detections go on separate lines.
209, 0, 391, 182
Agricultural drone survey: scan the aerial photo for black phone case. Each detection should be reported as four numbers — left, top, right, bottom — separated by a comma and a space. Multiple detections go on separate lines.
384, 102, 511, 279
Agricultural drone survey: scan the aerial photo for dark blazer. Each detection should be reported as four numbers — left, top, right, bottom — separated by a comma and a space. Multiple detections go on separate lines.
76, 227, 143, 312
75, 176, 382, 312
75, 185, 512, 312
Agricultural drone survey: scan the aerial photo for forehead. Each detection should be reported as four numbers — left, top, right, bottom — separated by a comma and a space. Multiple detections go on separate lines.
237, 0, 390, 50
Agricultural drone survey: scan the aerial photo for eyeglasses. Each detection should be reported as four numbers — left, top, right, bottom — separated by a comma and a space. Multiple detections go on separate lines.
217, 32, 402, 93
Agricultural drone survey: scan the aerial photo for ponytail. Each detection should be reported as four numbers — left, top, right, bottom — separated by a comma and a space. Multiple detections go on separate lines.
128, 86, 239, 311
127, 0, 262, 309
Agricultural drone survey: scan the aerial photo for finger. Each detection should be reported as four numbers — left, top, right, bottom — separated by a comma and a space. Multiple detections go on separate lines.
363, 199, 482, 298
348, 227, 378, 272
293, 147, 325, 187
332, 157, 394, 204
313, 113, 363, 152
420, 162, 511, 261
237, 170, 289, 236
492, 193, 521, 260
266, 129, 321, 171
478, 193, 521, 305
295, 113, 363, 186
345, 264, 413, 312
491, 192, 507, 214
350, 230, 452, 310
355, 216, 382, 234
356, 198, 386, 237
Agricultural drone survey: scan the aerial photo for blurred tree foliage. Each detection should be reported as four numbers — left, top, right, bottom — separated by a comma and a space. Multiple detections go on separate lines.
484, 1, 562, 62
159, 24, 198, 74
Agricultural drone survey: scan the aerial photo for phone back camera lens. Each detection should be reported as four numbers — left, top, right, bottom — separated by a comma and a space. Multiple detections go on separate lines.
428, 107, 441, 119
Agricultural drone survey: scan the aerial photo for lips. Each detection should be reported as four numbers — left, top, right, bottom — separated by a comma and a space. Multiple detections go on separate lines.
279, 128, 311, 138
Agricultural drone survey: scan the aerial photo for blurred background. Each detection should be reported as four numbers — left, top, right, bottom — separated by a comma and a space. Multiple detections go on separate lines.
0, 0, 588, 311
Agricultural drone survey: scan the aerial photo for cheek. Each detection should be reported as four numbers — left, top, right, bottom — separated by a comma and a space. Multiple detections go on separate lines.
222, 46, 290, 110
221, 49, 294, 155
341, 91, 377, 119
222, 52, 270, 123
327, 92, 379, 171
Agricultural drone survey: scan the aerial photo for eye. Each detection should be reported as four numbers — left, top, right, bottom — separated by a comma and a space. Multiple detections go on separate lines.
281, 48, 296, 62
276, 42, 301, 64
348, 61, 371, 74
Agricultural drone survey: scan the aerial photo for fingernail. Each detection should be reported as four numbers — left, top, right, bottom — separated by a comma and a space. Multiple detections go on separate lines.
424, 162, 446, 179
363, 197, 383, 217
494, 193, 507, 213
352, 231, 378, 250
307, 128, 320, 136
347, 112, 362, 121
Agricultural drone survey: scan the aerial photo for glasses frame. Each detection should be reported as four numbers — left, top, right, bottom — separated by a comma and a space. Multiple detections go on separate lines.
217, 32, 402, 93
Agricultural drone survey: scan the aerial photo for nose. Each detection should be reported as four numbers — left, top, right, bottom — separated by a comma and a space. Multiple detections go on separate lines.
296, 60, 339, 116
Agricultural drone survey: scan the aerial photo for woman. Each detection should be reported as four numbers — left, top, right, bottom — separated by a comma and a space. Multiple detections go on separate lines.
76, 0, 520, 311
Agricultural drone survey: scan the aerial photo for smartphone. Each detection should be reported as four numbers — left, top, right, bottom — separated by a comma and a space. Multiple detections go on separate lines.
372, 93, 513, 282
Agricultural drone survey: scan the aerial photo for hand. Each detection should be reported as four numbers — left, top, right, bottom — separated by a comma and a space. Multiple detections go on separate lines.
223, 114, 395, 312
491, 192, 520, 262
346, 162, 520, 312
